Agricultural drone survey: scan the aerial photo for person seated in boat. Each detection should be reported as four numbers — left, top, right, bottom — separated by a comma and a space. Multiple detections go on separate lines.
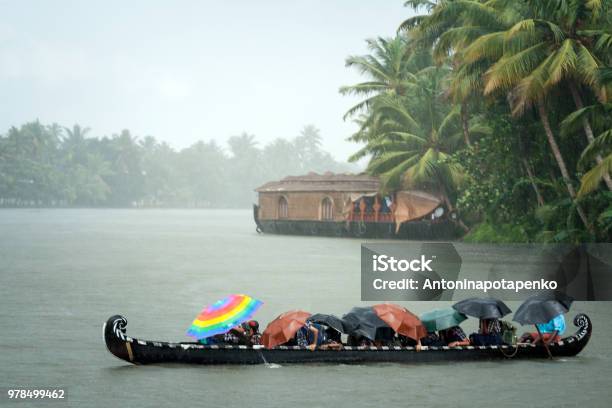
396, 334, 423, 351
374, 327, 396, 347
396, 334, 415, 347
348, 328, 393, 348
439, 325, 470, 347
325, 326, 342, 343
347, 335, 373, 347
480, 318, 502, 336
317, 326, 343, 350
245, 320, 262, 346
519, 313, 565, 345
469, 318, 504, 346
295, 321, 322, 351
319, 340, 343, 350
223, 325, 250, 345
420, 331, 445, 347
198, 331, 235, 345
319, 336, 343, 350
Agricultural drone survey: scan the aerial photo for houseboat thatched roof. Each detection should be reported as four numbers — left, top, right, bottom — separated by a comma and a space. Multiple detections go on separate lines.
255, 172, 380, 193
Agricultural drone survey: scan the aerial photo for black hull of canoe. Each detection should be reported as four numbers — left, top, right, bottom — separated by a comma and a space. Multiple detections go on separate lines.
104, 314, 592, 365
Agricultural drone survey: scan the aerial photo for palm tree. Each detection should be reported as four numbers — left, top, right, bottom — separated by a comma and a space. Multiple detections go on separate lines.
62, 124, 91, 165
348, 63, 490, 231
227, 133, 258, 160
454, 3, 609, 229
481, 0, 612, 191
63, 124, 90, 147
403, 0, 609, 219
400, 1, 523, 147
563, 68, 612, 196
352, 98, 458, 186
340, 36, 430, 119
577, 127, 612, 196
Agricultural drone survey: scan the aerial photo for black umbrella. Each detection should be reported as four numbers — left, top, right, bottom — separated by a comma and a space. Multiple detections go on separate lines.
513, 292, 574, 325
307, 313, 346, 334
453, 297, 512, 319
536, 291, 573, 310
342, 306, 392, 341
513, 292, 573, 359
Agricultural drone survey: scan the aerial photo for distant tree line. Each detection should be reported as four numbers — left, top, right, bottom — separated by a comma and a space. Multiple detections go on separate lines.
0, 122, 350, 208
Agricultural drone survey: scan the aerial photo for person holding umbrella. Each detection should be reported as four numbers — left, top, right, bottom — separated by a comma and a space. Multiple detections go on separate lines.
222, 324, 250, 345
420, 308, 470, 347
514, 292, 573, 357
453, 297, 512, 346
186, 294, 264, 345
371, 304, 427, 350
242, 320, 262, 345
342, 306, 394, 347
262, 310, 316, 350
295, 320, 323, 351
525, 314, 565, 344
439, 326, 470, 347
307, 314, 345, 350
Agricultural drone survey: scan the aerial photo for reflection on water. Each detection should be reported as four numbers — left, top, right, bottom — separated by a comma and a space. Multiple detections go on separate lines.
0, 209, 610, 407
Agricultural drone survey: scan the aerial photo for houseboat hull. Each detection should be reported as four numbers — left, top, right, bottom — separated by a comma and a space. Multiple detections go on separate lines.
253, 205, 458, 239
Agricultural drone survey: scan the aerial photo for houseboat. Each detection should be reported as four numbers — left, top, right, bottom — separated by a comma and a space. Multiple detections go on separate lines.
253, 173, 458, 239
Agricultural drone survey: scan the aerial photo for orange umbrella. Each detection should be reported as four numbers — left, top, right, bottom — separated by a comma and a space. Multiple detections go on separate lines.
262, 310, 311, 349
372, 303, 427, 341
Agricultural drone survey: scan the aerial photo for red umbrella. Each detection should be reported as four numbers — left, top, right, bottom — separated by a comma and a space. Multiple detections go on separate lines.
372, 303, 427, 341
262, 310, 311, 349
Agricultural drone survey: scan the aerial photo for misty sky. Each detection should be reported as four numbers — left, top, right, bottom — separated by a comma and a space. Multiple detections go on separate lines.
0, 1, 412, 161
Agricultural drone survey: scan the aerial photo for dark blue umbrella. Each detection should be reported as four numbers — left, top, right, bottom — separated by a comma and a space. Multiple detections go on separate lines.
342, 307, 392, 341
513, 292, 573, 359
307, 313, 346, 334
453, 297, 512, 319
513, 292, 573, 325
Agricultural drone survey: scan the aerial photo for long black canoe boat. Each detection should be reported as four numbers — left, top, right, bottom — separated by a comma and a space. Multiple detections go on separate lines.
104, 313, 592, 365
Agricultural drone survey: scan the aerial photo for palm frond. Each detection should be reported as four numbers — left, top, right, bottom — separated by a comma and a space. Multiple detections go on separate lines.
578, 153, 612, 196
575, 43, 602, 88
484, 42, 549, 95
579, 128, 612, 166
463, 31, 507, 63
509, 56, 551, 116
404, 147, 439, 185
468, 123, 494, 136
339, 82, 390, 96
544, 39, 577, 87
342, 95, 381, 120
367, 150, 420, 174
379, 155, 421, 190
398, 15, 428, 32
437, 105, 461, 139
434, 26, 491, 63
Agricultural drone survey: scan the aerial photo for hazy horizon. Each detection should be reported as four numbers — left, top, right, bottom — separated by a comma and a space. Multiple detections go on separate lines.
0, 0, 412, 162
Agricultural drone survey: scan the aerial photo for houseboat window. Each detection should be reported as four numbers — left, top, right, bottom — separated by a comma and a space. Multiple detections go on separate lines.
278, 196, 288, 219
321, 197, 333, 220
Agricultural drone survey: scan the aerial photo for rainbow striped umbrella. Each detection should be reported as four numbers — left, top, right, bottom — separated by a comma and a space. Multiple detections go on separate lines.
186, 294, 263, 340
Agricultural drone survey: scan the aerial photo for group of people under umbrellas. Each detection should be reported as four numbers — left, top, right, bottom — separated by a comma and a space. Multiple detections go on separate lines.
189, 292, 573, 355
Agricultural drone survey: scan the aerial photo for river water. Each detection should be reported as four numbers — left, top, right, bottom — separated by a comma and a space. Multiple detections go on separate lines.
0, 209, 610, 407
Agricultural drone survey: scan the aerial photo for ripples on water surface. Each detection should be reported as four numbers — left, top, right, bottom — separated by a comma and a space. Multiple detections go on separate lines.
0, 209, 610, 407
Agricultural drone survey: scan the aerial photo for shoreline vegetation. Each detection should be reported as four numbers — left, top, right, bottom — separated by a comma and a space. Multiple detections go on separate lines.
1, 1, 611, 244
0, 123, 351, 209
340, 0, 611, 243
